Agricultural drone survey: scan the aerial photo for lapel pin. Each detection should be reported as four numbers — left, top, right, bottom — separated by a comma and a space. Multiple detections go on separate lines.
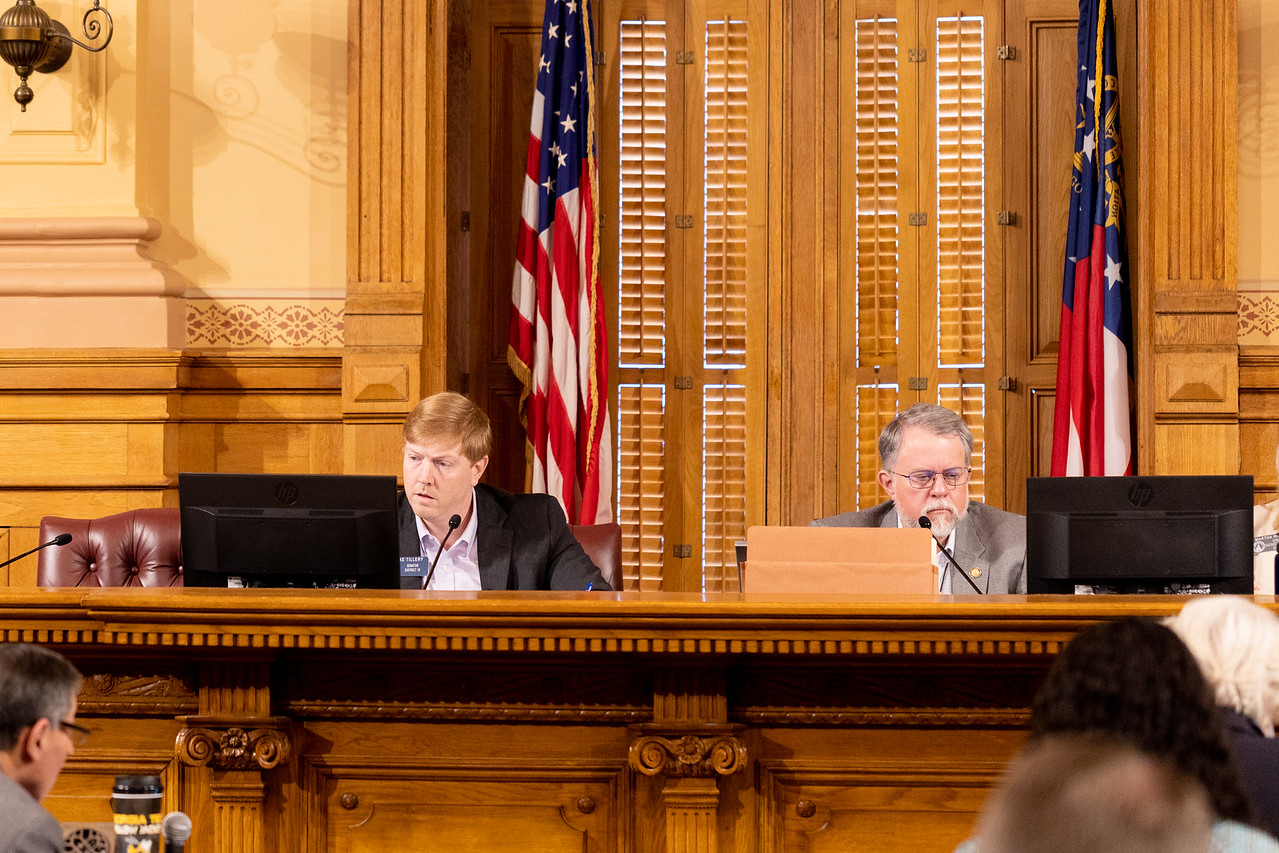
970, 567, 982, 579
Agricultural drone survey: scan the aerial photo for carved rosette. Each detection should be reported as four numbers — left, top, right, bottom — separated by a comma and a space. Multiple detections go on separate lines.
176, 725, 291, 771
629, 733, 747, 778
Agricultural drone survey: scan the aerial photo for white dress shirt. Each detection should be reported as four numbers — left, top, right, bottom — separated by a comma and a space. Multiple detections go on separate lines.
415, 489, 482, 590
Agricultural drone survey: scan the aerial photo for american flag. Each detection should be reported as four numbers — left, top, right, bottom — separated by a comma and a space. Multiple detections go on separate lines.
508, 0, 613, 524
1051, 0, 1133, 477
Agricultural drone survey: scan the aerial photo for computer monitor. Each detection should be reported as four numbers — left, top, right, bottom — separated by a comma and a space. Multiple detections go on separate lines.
180, 472, 400, 589
1026, 475, 1253, 594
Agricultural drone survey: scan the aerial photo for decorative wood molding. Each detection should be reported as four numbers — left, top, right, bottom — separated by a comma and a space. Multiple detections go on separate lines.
10, 589, 1263, 852
176, 718, 292, 771
629, 731, 748, 778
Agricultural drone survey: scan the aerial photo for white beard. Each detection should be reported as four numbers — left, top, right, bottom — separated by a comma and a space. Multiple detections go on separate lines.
905, 498, 967, 542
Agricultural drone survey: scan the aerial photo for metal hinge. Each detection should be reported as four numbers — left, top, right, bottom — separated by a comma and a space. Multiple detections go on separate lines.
673, 544, 693, 558
997, 210, 1018, 226
594, 50, 606, 66
908, 47, 926, 63
998, 376, 1019, 392
908, 377, 928, 391
997, 45, 1017, 60
908, 212, 927, 227
460, 211, 470, 232
674, 376, 694, 390
673, 214, 694, 229
676, 50, 694, 65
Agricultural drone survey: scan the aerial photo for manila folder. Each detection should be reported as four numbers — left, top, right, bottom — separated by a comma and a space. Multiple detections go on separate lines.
743, 526, 936, 594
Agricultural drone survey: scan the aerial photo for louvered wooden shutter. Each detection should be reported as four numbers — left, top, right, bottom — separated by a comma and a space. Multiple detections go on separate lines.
851, 15, 902, 508
617, 19, 669, 589
935, 15, 985, 368
839, 2, 998, 511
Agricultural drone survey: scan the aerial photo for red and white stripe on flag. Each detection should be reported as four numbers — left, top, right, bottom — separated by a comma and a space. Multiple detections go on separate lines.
1051, 0, 1134, 477
508, 0, 613, 524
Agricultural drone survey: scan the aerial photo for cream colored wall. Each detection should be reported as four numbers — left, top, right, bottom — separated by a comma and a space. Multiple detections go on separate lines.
0, 0, 347, 349
1239, 0, 1279, 346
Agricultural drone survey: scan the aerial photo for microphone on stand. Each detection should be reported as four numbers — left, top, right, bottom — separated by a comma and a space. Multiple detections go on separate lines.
0, 533, 72, 570
162, 810, 192, 853
917, 516, 983, 594
422, 514, 463, 589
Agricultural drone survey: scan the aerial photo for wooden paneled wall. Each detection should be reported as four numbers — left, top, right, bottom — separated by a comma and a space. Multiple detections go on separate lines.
0, 348, 341, 586
1137, 0, 1242, 476
344, 0, 1262, 524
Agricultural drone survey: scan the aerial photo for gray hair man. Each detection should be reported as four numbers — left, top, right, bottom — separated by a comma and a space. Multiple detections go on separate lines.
0, 643, 84, 853
812, 403, 1026, 593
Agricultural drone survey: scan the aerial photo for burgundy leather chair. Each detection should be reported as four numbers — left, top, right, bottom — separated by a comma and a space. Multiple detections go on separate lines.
38, 509, 184, 587
569, 522, 623, 591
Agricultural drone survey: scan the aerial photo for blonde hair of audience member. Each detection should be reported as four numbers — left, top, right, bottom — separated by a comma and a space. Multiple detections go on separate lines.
1166, 596, 1279, 737
402, 392, 493, 464
975, 735, 1213, 853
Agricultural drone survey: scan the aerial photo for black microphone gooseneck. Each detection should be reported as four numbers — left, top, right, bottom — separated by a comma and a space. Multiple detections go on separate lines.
918, 516, 983, 594
422, 514, 463, 589
0, 533, 72, 570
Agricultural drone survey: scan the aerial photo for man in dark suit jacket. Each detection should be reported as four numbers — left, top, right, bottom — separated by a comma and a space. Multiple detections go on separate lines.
0, 643, 84, 853
812, 403, 1026, 594
398, 392, 608, 591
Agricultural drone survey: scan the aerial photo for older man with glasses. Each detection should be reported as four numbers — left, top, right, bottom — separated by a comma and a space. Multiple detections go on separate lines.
0, 642, 86, 852
812, 402, 1027, 594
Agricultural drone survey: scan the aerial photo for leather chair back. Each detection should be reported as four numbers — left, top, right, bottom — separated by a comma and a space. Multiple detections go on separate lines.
38, 509, 184, 587
569, 523, 623, 591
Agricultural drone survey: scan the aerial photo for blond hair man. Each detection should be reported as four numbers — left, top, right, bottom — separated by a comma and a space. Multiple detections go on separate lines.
398, 392, 608, 590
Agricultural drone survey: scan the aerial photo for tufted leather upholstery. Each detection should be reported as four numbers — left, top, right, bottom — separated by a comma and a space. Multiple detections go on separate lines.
569, 522, 623, 591
38, 509, 184, 588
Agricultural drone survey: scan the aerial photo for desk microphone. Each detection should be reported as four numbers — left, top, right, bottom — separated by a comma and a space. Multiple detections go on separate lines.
0, 533, 72, 570
422, 514, 462, 589
917, 516, 982, 594
162, 810, 192, 853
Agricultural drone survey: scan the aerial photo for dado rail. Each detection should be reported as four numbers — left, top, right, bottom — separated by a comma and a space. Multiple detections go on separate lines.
0, 589, 1245, 853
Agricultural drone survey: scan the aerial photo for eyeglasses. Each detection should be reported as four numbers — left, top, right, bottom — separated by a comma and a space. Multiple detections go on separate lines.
58, 719, 91, 747
891, 467, 972, 489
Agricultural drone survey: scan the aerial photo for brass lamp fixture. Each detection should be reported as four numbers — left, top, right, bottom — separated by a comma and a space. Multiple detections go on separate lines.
0, 0, 112, 111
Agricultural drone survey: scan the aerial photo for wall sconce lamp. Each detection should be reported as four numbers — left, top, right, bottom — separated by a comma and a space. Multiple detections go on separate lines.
0, 0, 112, 111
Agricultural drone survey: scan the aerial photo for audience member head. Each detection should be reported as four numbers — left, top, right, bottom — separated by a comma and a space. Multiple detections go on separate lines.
1166, 596, 1279, 737
402, 392, 493, 465
1029, 616, 1252, 823
975, 734, 1214, 853
0, 643, 83, 801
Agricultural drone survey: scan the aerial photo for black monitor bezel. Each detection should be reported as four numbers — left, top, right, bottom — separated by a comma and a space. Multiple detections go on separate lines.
179, 472, 400, 589
1026, 475, 1254, 595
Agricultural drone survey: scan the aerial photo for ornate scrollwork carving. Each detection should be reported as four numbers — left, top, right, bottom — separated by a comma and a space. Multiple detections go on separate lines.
628, 733, 746, 778
176, 725, 291, 771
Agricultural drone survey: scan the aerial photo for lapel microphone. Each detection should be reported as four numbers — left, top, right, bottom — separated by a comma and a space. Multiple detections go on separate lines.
422, 514, 463, 589
917, 516, 983, 594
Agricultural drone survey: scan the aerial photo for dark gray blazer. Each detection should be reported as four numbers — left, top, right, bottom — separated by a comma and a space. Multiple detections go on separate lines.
397, 483, 608, 591
811, 500, 1027, 594
0, 772, 63, 853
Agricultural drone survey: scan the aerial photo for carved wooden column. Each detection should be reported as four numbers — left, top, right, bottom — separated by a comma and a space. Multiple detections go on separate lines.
175, 660, 290, 853
344, 0, 450, 476
628, 669, 746, 853
1137, 0, 1240, 474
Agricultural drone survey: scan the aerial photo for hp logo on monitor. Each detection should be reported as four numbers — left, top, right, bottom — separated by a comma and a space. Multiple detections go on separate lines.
1127, 480, 1154, 508
274, 480, 300, 506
